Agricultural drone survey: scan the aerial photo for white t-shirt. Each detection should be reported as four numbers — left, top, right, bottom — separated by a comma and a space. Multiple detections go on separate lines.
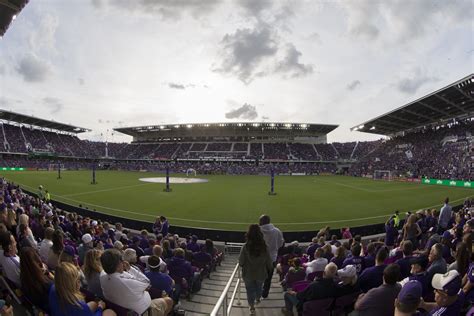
305, 257, 328, 275
0, 250, 21, 287
38, 239, 53, 263
139, 255, 167, 273
100, 267, 151, 314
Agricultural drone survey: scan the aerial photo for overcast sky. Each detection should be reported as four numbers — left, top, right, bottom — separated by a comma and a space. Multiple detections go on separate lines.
0, 0, 472, 143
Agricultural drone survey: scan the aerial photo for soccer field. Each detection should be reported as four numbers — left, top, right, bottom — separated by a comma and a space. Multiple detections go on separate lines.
2, 170, 473, 231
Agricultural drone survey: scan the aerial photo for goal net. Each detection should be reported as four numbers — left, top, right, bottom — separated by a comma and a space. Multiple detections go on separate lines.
48, 163, 65, 171
374, 170, 392, 181
186, 168, 197, 176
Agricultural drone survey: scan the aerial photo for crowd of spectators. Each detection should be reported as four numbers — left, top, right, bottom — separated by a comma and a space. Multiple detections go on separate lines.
271, 198, 474, 316
0, 179, 224, 315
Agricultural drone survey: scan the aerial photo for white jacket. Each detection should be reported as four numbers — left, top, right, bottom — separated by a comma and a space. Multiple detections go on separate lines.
260, 224, 284, 262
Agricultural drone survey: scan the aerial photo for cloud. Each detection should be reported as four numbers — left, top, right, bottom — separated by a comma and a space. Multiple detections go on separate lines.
214, 25, 312, 83
396, 70, 438, 94
16, 54, 51, 83
307, 32, 322, 44
347, 80, 361, 91
43, 97, 64, 114
225, 103, 258, 120
168, 82, 186, 90
237, 0, 273, 17
274, 43, 313, 78
98, 0, 220, 19
340, 0, 473, 42
28, 14, 59, 54
78, 78, 85, 85
0, 65, 4, 75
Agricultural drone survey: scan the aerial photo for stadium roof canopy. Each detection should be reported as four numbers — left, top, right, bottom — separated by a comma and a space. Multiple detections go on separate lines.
0, 0, 28, 37
0, 109, 90, 133
115, 122, 338, 140
352, 74, 474, 136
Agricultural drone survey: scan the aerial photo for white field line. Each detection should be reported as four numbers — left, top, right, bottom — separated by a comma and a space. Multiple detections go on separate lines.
315, 179, 433, 193
62, 183, 155, 197
9, 179, 474, 226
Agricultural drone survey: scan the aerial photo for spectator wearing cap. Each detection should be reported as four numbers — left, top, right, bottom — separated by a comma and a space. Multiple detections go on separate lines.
0, 231, 21, 287
78, 233, 94, 265
282, 262, 339, 316
359, 247, 388, 293
304, 248, 328, 276
100, 248, 173, 315
427, 243, 447, 283
336, 265, 360, 297
400, 256, 431, 298
420, 270, 464, 316
394, 280, 422, 316
145, 255, 177, 302
438, 198, 452, 234
186, 235, 200, 253
343, 243, 366, 275
395, 241, 414, 280
353, 264, 401, 316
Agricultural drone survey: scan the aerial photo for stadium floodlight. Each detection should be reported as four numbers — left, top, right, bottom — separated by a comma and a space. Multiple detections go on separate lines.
285, 123, 292, 128
160, 125, 165, 129
270, 123, 276, 127
359, 125, 364, 129
12, 15, 17, 21
186, 124, 193, 128
253, 123, 260, 127
174, 125, 180, 128
370, 126, 376, 130
204, 124, 209, 127
300, 124, 308, 128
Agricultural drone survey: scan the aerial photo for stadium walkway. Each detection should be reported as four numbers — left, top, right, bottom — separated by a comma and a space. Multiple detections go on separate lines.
181, 254, 284, 316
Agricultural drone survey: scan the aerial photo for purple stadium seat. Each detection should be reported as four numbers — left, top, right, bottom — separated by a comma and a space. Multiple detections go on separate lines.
302, 297, 333, 316
292, 280, 311, 293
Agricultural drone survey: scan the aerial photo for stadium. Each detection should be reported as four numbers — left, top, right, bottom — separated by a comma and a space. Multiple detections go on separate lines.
0, 1, 473, 316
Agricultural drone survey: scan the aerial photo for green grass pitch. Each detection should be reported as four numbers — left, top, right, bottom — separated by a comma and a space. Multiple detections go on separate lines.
2, 170, 473, 231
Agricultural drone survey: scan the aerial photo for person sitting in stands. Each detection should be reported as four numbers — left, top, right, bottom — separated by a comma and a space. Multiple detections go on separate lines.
304, 248, 328, 276
20, 247, 53, 313
47, 229, 64, 270
420, 270, 464, 316
0, 231, 21, 287
394, 280, 423, 316
331, 246, 347, 269
130, 236, 145, 258
140, 245, 167, 272
353, 264, 401, 316
186, 235, 200, 253
395, 241, 414, 280
82, 249, 104, 298
78, 233, 94, 265
399, 256, 431, 298
427, 243, 447, 283
145, 255, 178, 302
358, 247, 388, 293
100, 248, 173, 316
38, 227, 54, 263
343, 243, 365, 275
335, 265, 360, 297
49, 262, 116, 316
282, 262, 338, 316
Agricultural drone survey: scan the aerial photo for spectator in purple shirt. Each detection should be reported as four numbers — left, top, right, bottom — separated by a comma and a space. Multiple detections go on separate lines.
395, 240, 414, 280
186, 235, 200, 253
385, 217, 398, 249
167, 248, 193, 282
305, 237, 321, 261
138, 230, 150, 250
363, 242, 377, 268
359, 247, 388, 293
145, 255, 177, 301
400, 256, 431, 298
158, 216, 169, 237
343, 243, 365, 274
330, 246, 346, 269
130, 236, 145, 258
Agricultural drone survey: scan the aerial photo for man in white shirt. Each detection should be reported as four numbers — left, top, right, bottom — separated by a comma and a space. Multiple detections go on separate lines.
0, 231, 21, 287
304, 248, 328, 275
100, 248, 173, 316
259, 214, 285, 299
139, 245, 167, 273
38, 227, 54, 263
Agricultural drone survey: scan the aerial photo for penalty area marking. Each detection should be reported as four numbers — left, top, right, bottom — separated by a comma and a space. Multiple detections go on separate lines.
9, 180, 474, 226
139, 177, 209, 184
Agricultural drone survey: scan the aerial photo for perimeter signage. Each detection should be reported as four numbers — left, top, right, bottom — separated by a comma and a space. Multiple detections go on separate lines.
0, 167, 24, 171
422, 178, 472, 188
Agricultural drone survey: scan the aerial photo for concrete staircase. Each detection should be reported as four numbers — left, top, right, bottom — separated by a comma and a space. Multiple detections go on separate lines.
181, 254, 285, 316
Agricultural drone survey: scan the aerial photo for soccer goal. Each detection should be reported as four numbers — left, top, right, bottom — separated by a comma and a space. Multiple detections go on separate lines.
374, 170, 392, 181
48, 163, 65, 171
186, 168, 197, 177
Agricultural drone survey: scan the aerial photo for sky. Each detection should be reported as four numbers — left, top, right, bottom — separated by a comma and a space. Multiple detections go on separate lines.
0, 0, 472, 143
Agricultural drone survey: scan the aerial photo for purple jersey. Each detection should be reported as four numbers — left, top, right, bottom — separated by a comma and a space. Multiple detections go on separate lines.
343, 256, 365, 274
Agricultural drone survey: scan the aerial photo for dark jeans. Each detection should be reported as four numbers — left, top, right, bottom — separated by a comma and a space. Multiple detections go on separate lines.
262, 261, 276, 298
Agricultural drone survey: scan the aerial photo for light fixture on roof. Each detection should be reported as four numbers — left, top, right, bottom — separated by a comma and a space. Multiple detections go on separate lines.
253, 123, 260, 127
205, 124, 209, 127
174, 125, 180, 128
359, 125, 364, 129
300, 124, 308, 128
269, 123, 276, 127
186, 124, 193, 128
12, 15, 17, 21
370, 126, 376, 130
284, 123, 292, 128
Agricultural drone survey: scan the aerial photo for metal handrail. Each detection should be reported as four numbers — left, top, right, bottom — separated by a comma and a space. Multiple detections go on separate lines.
210, 262, 242, 316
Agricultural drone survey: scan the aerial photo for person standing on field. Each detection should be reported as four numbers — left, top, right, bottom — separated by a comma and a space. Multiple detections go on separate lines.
259, 214, 284, 299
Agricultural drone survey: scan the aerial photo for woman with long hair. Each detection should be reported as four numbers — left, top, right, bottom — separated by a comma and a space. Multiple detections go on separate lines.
239, 224, 273, 315
49, 262, 116, 316
20, 247, 54, 313
82, 249, 104, 298
47, 229, 64, 269
402, 214, 422, 249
